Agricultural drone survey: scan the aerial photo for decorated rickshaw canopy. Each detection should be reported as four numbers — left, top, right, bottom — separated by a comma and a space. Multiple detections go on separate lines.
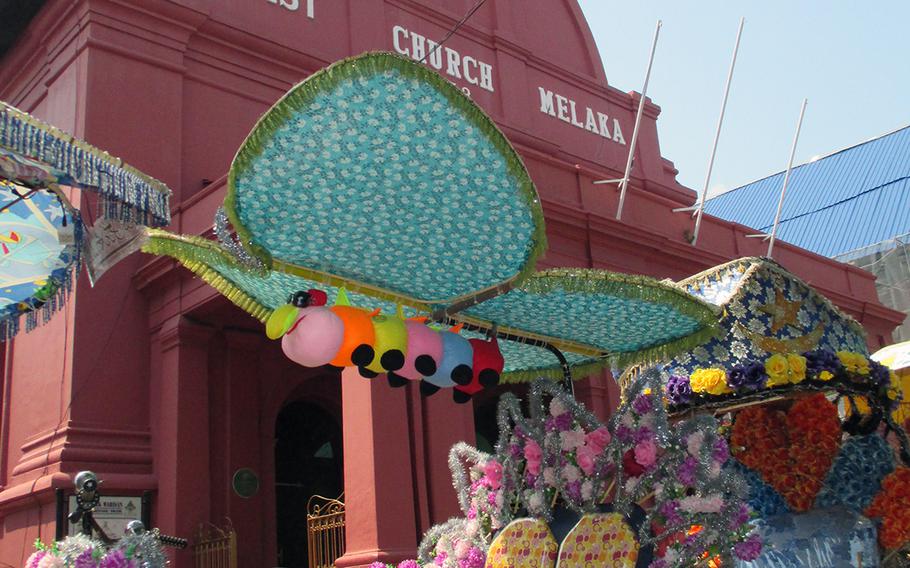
145, 52, 720, 380
666, 256, 869, 377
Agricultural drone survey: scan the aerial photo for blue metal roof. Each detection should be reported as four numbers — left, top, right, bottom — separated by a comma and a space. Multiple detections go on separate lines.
705, 125, 910, 258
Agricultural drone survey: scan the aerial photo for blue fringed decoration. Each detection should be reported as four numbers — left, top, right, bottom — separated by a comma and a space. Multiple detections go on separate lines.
0, 103, 171, 227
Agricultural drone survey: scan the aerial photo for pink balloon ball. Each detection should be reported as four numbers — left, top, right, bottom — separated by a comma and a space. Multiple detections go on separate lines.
396, 320, 443, 381
281, 307, 344, 367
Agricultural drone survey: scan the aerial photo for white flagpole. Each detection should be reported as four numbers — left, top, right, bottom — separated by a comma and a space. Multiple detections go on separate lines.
690, 17, 745, 246
767, 98, 808, 258
614, 20, 662, 221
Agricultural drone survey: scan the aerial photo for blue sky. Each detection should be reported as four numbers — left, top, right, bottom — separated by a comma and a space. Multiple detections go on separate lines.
577, 1, 910, 198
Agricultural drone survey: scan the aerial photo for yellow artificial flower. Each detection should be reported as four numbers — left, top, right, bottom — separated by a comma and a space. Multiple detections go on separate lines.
837, 351, 859, 372
690, 368, 731, 395
787, 354, 807, 384
855, 354, 870, 375
887, 387, 901, 401
765, 354, 790, 387
819, 370, 834, 382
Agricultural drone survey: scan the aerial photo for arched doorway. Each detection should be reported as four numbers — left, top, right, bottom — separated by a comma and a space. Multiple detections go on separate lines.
274, 400, 343, 567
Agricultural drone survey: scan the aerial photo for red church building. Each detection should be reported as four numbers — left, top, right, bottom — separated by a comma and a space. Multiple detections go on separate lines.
0, 1, 901, 567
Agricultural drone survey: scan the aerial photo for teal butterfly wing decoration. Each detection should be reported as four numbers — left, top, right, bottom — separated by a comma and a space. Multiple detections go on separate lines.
145, 52, 718, 391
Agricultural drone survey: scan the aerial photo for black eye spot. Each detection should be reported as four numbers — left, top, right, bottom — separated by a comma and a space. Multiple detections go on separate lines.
381, 350, 405, 371
351, 345, 374, 367
451, 364, 472, 385
415, 355, 437, 376
479, 369, 500, 387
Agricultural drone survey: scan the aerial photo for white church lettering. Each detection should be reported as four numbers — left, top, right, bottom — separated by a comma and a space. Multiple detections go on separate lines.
266, 0, 314, 18
392, 25, 494, 93
538, 87, 626, 144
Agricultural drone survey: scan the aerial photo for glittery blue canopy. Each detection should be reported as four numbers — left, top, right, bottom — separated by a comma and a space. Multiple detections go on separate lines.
226, 52, 546, 307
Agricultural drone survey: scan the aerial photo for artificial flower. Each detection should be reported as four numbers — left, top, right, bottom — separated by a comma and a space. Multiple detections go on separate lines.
764, 354, 789, 387
398, 561, 420, 568
561, 464, 581, 483
727, 362, 768, 391
575, 444, 596, 476
559, 428, 586, 451
482, 460, 502, 490
549, 398, 568, 417
26, 552, 47, 568
690, 368, 731, 395
523, 439, 542, 475
98, 550, 134, 568
679, 494, 724, 514
786, 354, 807, 383
686, 431, 705, 456
634, 439, 657, 468
623, 449, 645, 477
38, 555, 65, 568
666, 374, 693, 405
585, 427, 611, 454
818, 370, 833, 381
733, 534, 763, 561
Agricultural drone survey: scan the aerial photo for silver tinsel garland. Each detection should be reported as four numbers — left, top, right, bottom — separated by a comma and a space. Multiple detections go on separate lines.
214, 206, 265, 271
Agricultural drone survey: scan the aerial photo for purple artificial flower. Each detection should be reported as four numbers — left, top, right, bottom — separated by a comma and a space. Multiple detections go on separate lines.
564, 480, 582, 502
634, 426, 654, 443
804, 349, 842, 378
99, 550, 135, 568
434, 551, 448, 566
733, 533, 763, 561
615, 424, 634, 443
870, 360, 891, 386
648, 560, 668, 568
712, 437, 730, 464
398, 560, 420, 568
509, 442, 522, 459
74, 549, 98, 568
659, 500, 682, 526
678, 456, 698, 486
368, 563, 387, 568
729, 502, 750, 528
632, 394, 652, 414
728, 362, 768, 391
459, 547, 486, 568
26, 551, 47, 568
666, 375, 693, 405
544, 413, 574, 432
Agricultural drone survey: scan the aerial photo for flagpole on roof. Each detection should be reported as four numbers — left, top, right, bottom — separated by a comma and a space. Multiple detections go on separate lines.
766, 98, 808, 258
596, 19, 661, 221
679, 16, 745, 246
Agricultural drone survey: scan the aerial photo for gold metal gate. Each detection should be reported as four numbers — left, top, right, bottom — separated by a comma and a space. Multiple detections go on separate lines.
194, 522, 237, 568
306, 493, 345, 568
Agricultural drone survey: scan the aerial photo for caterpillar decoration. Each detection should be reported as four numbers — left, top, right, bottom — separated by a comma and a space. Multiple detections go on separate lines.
265, 289, 503, 403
